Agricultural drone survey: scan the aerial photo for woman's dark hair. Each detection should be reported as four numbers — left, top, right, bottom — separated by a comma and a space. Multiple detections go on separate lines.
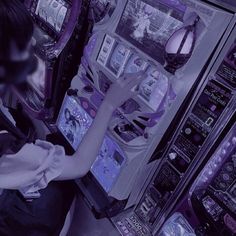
0, 0, 34, 59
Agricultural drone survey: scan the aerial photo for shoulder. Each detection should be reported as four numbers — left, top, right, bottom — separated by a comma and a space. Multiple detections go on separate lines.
0, 130, 18, 156
0, 130, 9, 134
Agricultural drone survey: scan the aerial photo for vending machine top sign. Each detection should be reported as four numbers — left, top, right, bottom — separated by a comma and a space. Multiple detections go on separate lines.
12, 0, 83, 120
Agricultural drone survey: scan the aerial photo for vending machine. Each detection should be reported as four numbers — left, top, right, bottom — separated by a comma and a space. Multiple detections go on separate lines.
8, 0, 89, 121
55, 0, 234, 218
157, 13, 236, 236
159, 119, 236, 236
113, 11, 236, 236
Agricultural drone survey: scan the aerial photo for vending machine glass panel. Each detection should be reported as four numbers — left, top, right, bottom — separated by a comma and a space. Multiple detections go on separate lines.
116, 0, 186, 65
27, 55, 47, 98
35, 0, 70, 33
58, 0, 234, 220
9, 0, 85, 120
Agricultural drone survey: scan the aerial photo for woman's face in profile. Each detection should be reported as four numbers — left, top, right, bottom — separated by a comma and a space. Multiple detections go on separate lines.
0, 38, 34, 93
9, 39, 34, 62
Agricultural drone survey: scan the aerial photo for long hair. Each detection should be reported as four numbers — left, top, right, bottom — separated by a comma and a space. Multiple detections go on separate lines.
0, 0, 34, 59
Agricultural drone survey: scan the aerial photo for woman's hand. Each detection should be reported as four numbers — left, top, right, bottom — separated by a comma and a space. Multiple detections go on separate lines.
56, 71, 146, 180
102, 71, 145, 112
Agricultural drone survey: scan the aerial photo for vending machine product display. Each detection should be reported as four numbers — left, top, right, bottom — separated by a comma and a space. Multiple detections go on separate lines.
10, 0, 89, 120
55, 0, 234, 220
113, 15, 236, 236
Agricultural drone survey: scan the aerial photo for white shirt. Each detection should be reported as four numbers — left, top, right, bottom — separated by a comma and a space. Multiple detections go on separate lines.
0, 101, 64, 198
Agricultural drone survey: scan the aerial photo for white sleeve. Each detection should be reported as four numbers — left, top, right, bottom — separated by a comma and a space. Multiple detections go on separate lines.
0, 139, 65, 194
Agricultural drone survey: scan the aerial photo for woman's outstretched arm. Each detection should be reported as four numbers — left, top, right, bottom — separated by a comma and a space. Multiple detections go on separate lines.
56, 72, 144, 180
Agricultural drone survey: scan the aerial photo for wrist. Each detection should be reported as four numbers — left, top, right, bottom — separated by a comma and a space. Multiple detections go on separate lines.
100, 99, 115, 115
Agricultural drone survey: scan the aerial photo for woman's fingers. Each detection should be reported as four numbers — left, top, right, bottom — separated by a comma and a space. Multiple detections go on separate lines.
121, 71, 145, 86
131, 89, 139, 97
125, 72, 145, 89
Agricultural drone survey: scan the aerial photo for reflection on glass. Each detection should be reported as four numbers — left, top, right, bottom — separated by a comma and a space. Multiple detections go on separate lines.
35, 0, 68, 32
33, 26, 55, 51
27, 55, 46, 97
57, 96, 93, 150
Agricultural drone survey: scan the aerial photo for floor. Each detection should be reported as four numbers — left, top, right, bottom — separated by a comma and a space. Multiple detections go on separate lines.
32, 114, 120, 236
66, 191, 120, 236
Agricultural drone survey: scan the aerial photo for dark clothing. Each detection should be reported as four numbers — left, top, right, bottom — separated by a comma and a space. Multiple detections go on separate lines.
0, 181, 76, 236
0, 104, 38, 156
0, 108, 77, 235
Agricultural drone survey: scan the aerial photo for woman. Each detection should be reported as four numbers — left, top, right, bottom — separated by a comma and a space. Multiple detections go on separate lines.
0, 0, 144, 235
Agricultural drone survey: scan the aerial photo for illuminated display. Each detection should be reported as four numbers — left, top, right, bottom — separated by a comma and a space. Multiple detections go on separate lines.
57, 96, 93, 150
35, 0, 69, 32
138, 66, 169, 110
27, 55, 46, 97
33, 26, 54, 49
124, 54, 148, 73
97, 36, 147, 77
57, 96, 126, 192
106, 43, 131, 77
159, 213, 196, 236
97, 36, 171, 111
91, 136, 126, 192
97, 38, 132, 78
116, 0, 185, 65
